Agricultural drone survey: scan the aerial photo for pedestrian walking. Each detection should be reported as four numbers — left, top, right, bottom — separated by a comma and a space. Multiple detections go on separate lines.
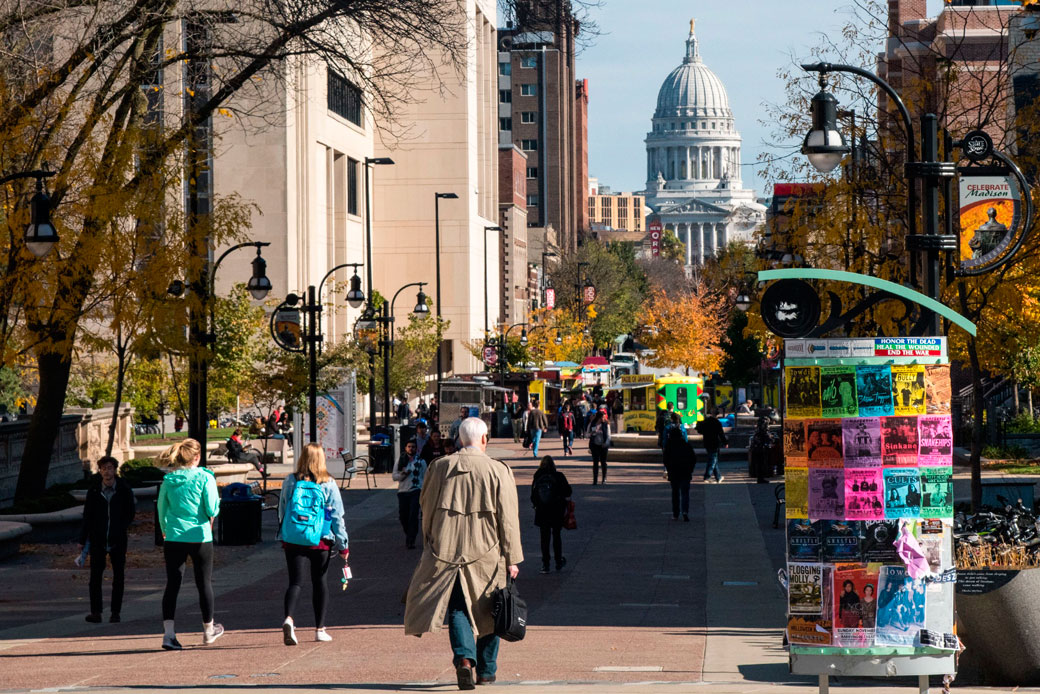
588, 409, 612, 484
558, 403, 576, 455
156, 439, 222, 650
663, 414, 696, 521
611, 395, 624, 431
392, 439, 427, 549
416, 397, 430, 424
509, 397, 524, 443
415, 421, 431, 457
531, 456, 572, 573
397, 395, 411, 423
278, 443, 350, 645
429, 395, 440, 429
527, 402, 548, 458
750, 417, 775, 484
404, 418, 523, 689
695, 412, 728, 483
575, 396, 589, 439
420, 429, 445, 462
655, 402, 675, 449
449, 406, 468, 447
79, 456, 135, 623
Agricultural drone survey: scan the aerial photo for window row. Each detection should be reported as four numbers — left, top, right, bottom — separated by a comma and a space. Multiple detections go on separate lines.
328, 70, 363, 126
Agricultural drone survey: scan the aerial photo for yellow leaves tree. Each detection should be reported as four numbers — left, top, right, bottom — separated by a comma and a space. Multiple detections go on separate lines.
637, 288, 725, 375
525, 307, 592, 365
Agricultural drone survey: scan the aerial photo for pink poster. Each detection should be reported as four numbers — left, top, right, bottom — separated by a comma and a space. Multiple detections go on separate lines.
845, 469, 883, 520
809, 468, 845, 520
918, 415, 953, 466
842, 417, 882, 467
881, 416, 918, 466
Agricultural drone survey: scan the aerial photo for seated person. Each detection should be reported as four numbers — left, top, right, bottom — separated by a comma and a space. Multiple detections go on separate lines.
264, 414, 284, 439
227, 428, 265, 475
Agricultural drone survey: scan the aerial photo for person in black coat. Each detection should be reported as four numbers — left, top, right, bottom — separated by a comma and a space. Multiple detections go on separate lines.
663, 413, 696, 521
78, 456, 136, 623
530, 456, 572, 574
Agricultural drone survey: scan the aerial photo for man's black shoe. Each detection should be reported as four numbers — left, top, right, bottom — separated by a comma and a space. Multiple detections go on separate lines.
110, 613, 121, 623
456, 658, 476, 690
476, 675, 496, 685
85, 613, 102, 623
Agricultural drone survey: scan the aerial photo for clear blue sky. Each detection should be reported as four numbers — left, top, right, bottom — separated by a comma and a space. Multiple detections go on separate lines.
580, 0, 945, 197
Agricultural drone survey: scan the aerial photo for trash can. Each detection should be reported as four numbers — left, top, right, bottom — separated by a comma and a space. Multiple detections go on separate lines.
217, 483, 262, 545
369, 425, 394, 474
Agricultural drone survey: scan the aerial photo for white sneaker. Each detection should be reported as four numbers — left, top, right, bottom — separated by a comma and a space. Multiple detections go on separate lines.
202, 623, 224, 645
315, 628, 332, 642
717, 476, 725, 483
282, 620, 297, 646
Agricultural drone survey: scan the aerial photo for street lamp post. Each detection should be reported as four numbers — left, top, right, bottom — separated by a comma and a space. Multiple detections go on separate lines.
541, 250, 557, 308
434, 192, 458, 388
390, 282, 429, 348
483, 225, 503, 335
0, 168, 59, 257
363, 156, 394, 436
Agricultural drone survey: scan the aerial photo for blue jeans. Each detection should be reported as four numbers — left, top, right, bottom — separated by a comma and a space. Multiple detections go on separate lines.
531, 429, 543, 457
448, 577, 499, 678
670, 478, 691, 516
703, 450, 721, 481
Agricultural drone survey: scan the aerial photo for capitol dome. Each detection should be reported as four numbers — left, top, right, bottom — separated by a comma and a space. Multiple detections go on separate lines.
654, 25, 731, 119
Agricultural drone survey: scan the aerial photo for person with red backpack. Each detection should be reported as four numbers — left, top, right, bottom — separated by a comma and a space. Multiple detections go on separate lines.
531, 456, 572, 574
558, 403, 576, 455
277, 443, 349, 645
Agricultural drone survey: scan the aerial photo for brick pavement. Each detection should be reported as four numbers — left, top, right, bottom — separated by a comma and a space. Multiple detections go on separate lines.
0, 431, 1029, 693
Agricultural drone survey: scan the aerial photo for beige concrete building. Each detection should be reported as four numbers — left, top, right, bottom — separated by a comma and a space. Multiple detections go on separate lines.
499, 143, 530, 325
588, 189, 646, 233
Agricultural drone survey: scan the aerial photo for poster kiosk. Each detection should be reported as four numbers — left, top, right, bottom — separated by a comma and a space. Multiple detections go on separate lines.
783, 336, 956, 694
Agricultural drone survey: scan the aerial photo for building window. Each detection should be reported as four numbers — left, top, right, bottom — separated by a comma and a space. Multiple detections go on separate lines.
588, 199, 595, 219
520, 84, 537, 96
527, 193, 539, 206
601, 198, 611, 217
619, 217, 628, 230
526, 166, 538, 179
499, 89, 512, 103
521, 139, 538, 151
499, 61, 511, 76
499, 117, 512, 131
347, 157, 359, 215
521, 56, 537, 68
521, 111, 536, 124
328, 70, 363, 126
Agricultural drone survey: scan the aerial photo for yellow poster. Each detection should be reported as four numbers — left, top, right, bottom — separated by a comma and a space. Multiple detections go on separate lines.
786, 467, 809, 519
890, 365, 925, 416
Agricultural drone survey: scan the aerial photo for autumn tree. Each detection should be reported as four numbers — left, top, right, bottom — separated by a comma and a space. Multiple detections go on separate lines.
637, 287, 725, 375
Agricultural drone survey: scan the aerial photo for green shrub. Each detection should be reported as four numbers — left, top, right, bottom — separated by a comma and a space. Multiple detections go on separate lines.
1006, 413, 1040, 434
981, 444, 1031, 460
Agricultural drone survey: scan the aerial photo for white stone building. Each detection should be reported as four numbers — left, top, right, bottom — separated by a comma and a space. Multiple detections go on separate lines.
640, 21, 764, 266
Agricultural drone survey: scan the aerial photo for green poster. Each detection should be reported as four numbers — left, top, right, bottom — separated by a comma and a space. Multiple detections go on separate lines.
920, 467, 953, 518
821, 366, 858, 418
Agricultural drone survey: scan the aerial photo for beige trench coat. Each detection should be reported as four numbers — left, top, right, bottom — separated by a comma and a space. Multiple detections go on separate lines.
404, 448, 524, 638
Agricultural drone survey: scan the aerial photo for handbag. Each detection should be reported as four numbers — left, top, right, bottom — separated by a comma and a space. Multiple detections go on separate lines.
491, 577, 527, 642
522, 430, 532, 449
563, 499, 577, 530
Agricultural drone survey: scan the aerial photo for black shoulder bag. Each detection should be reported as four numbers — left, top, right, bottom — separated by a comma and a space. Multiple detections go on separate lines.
491, 577, 527, 642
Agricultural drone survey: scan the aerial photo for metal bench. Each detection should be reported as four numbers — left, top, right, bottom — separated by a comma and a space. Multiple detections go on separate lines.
773, 483, 786, 529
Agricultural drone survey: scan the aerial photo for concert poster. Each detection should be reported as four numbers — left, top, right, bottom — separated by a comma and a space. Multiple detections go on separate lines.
807, 419, 844, 467
786, 366, 822, 418
861, 519, 900, 562
875, 565, 926, 647
882, 416, 919, 466
822, 520, 862, 562
785, 467, 809, 519
920, 467, 953, 518
820, 366, 859, 418
833, 563, 879, 647
924, 364, 952, 415
789, 562, 824, 614
842, 417, 882, 467
788, 564, 833, 646
855, 365, 894, 417
890, 365, 926, 416
918, 415, 953, 466
787, 519, 822, 561
809, 468, 845, 520
844, 469, 883, 521
883, 467, 922, 519
784, 419, 808, 468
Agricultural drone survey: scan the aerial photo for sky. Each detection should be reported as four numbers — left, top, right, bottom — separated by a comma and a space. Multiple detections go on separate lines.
579, 0, 946, 198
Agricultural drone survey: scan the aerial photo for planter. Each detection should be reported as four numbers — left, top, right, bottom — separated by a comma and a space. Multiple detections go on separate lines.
0, 521, 31, 560
0, 506, 83, 544
957, 567, 1040, 684
207, 463, 253, 486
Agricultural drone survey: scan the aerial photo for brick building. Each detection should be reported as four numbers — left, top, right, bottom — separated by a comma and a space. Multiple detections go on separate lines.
498, 144, 530, 325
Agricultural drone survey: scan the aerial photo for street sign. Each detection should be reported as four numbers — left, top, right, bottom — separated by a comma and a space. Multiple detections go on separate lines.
648, 218, 663, 257
962, 129, 993, 162
958, 173, 1019, 269
545, 287, 556, 309
273, 307, 302, 349
482, 344, 498, 367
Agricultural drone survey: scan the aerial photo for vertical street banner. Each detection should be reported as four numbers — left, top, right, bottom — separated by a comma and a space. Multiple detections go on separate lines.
648, 218, 663, 258
959, 174, 1019, 266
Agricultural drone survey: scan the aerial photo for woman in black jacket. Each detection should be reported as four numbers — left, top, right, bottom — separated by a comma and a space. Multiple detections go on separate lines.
531, 456, 572, 574
78, 456, 136, 623
663, 413, 695, 521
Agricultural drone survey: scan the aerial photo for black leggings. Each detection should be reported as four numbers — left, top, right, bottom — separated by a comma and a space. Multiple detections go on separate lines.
162, 541, 214, 622
284, 544, 334, 628
539, 526, 563, 568
590, 444, 608, 482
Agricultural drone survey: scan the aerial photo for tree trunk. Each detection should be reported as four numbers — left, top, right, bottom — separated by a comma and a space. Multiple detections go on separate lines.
1030, 389, 1034, 420
105, 335, 128, 457
15, 350, 75, 501
1013, 380, 1020, 415
960, 285, 983, 511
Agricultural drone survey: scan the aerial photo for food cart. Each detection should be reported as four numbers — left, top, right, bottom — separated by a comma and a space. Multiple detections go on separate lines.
618, 373, 704, 432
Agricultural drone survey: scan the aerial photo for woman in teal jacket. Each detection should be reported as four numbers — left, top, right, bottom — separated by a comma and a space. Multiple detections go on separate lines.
157, 439, 222, 651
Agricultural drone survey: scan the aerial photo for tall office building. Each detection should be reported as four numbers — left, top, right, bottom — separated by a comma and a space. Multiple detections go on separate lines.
499, 144, 530, 325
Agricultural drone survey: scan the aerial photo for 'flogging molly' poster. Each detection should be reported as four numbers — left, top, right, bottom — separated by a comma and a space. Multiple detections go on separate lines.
842, 417, 882, 467
862, 519, 900, 562
787, 519, 821, 561
822, 520, 862, 561
789, 564, 834, 645
784, 419, 808, 468
807, 419, 844, 467
786, 366, 822, 418
884, 467, 921, 518
786, 467, 809, 519
875, 565, 926, 647
920, 467, 953, 517
844, 469, 883, 520
821, 366, 858, 418
855, 365, 894, 417
918, 415, 953, 466
789, 562, 824, 614
833, 563, 879, 647
809, 468, 845, 519
882, 416, 919, 466
925, 364, 952, 415
890, 365, 926, 416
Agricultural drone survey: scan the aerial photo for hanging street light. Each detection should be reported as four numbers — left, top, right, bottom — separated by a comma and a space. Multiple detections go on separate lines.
801, 76, 849, 174
246, 247, 273, 300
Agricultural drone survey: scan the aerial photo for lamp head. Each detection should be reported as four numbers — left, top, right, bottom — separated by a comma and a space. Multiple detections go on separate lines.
284, 292, 300, 307
413, 284, 429, 315
801, 82, 848, 174
246, 247, 272, 300
167, 279, 186, 298
24, 180, 57, 257
366, 157, 394, 166
345, 269, 365, 308
436, 192, 459, 200
520, 329, 528, 347
735, 293, 752, 312
554, 331, 563, 345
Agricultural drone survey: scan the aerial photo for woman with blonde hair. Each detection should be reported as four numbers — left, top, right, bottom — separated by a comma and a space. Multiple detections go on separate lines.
156, 439, 222, 651
277, 442, 349, 645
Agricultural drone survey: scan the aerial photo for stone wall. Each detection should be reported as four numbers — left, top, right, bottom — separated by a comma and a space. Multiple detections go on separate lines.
66, 404, 135, 472
0, 415, 84, 508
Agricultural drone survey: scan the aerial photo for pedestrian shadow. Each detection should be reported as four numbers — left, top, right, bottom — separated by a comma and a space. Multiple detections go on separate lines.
0, 644, 273, 658
106, 685, 456, 691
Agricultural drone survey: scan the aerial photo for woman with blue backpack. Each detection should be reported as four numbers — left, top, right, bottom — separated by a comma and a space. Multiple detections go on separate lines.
278, 443, 349, 645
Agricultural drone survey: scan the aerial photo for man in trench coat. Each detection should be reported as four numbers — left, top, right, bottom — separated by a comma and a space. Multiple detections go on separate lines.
404, 417, 523, 689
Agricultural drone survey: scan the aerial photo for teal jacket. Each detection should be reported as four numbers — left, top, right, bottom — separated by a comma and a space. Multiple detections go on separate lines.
158, 467, 220, 543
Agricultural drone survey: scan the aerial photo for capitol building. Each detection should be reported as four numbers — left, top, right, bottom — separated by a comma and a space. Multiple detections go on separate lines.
641, 21, 765, 266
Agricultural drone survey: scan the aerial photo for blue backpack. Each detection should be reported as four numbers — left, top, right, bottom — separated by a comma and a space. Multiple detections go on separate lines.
281, 479, 331, 546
